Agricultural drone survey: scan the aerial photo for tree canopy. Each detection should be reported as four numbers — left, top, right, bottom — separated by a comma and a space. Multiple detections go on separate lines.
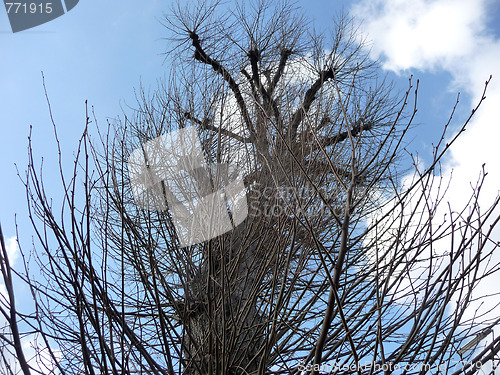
1, 1, 499, 374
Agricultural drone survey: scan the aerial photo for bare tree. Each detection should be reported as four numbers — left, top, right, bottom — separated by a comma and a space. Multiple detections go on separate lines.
1, 1, 500, 374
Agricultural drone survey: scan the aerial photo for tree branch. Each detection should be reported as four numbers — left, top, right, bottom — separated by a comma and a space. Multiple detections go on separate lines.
314, 120, 374, 149
288, 67, 335, 141
0, 226, 32, 375
189, 32, 255, 137
268, 49, 292, 95
184, 112, 252, 144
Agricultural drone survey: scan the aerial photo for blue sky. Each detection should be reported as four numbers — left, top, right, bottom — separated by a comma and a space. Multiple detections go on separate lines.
0, 0, 168, 235
1, 0, 500, 372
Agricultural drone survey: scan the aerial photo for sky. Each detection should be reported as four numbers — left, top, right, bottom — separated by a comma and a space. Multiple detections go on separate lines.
1, 0, 500, 372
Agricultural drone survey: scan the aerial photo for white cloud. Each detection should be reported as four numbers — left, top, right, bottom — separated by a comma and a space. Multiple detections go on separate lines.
5, 236, 19, 267
21, 334, 62, 375
0, 237, 19, 320
0, 236, 19, 304
0, 334, 61, 375
352, 0, 500, 359
351, 0, 500, 237
1, 236, 61, 374
352, 0, 489, 72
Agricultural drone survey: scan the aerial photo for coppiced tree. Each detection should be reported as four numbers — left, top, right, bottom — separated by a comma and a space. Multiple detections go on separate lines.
1, 1, 500, 374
